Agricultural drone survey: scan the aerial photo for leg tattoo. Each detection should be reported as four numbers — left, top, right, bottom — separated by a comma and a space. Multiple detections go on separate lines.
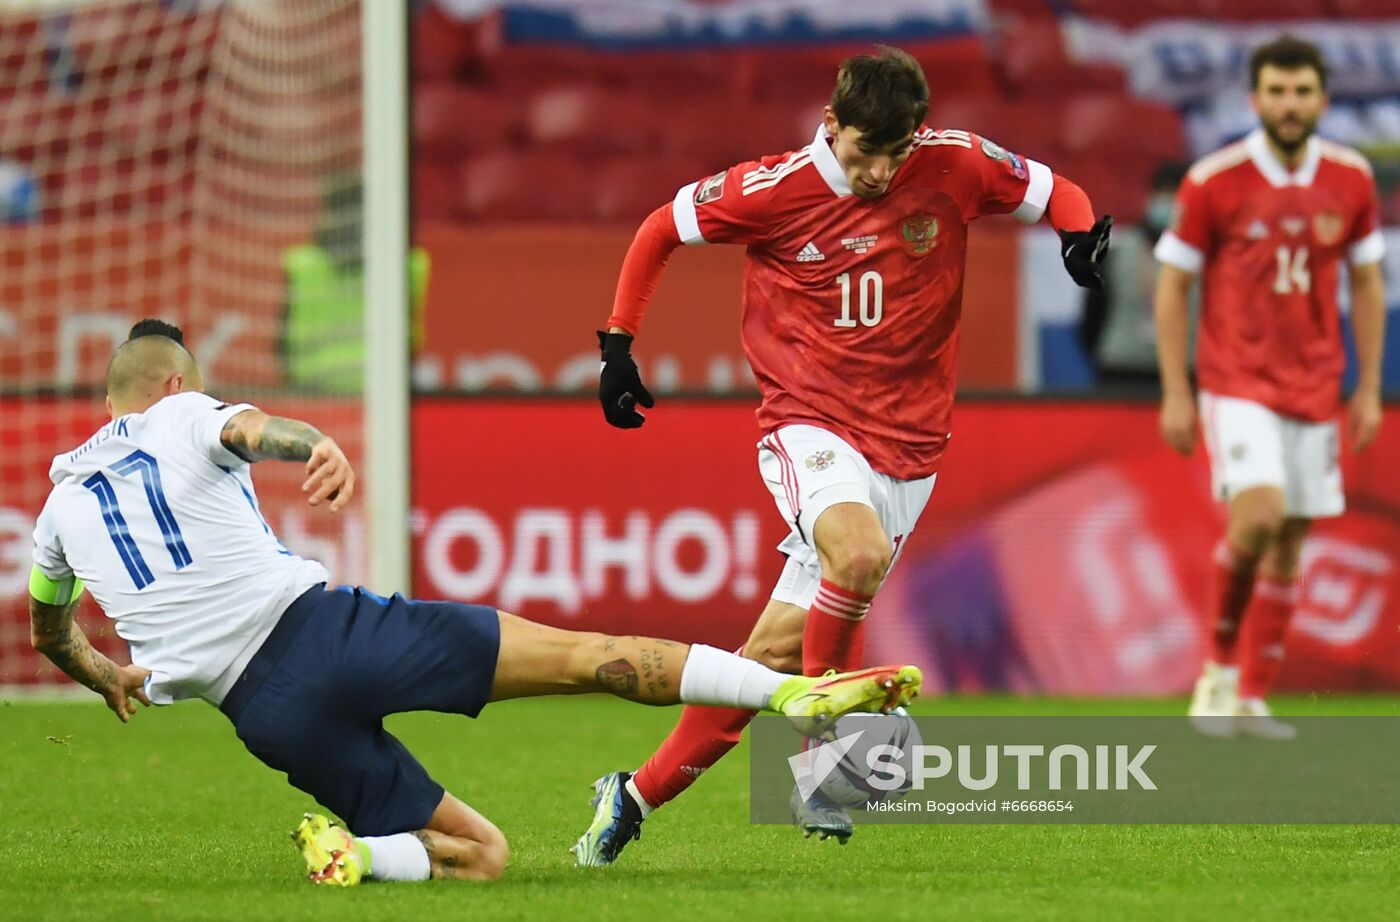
596, 659, 640, 696
593, 639, 687, 701
412, 830, 439, 880
413, 829, 469, 881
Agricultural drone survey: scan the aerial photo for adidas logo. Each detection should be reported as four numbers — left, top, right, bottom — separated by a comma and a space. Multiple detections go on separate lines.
796, 241, 825, 262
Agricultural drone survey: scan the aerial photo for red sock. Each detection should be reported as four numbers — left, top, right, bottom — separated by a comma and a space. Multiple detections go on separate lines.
802, 579, 874, 676
1238, 577, 1299, 700
1211, 540, 1261, 665
631, 704, 755, 809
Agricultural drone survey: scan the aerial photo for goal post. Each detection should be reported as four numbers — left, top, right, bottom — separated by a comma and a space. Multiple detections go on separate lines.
360, 0, 411, 596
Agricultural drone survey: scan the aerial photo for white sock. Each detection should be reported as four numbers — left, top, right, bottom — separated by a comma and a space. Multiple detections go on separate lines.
359, 832, 431, 882
624, 775, 655, 818
678, 643, 787, 710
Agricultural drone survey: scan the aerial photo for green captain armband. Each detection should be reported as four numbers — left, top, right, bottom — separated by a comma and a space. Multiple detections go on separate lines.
29, 565, 84, 607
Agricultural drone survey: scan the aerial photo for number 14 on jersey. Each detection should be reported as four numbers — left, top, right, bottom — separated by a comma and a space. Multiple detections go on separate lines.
1274, 246, 1311, 295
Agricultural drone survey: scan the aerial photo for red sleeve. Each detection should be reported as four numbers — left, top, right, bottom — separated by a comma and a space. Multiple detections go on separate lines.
1347, 171, 1385, 265
685, 162, 783, 245
1045, 174, 1094, 232
1153, 176, 1211, 273
605, 204, 682, 336
962, 136, 1094, 231
1172, 177, 1212, 251
606, 161, 782, 334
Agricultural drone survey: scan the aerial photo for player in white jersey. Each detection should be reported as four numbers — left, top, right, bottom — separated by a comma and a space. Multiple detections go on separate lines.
29, 320, 921, 885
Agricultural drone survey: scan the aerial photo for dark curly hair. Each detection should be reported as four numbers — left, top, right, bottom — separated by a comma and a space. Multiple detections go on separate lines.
1250, 35, 1330, 89
830, 46, 930, 147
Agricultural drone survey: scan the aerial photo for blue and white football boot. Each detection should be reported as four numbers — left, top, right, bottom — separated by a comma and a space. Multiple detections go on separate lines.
572, 770, 645, 867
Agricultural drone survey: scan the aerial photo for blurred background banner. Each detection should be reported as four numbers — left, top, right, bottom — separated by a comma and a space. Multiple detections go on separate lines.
410, 400, 779, 644
1062, 16, 1400, 149
436, 0, 991, 46
406, 401, 1400, 697
865, 402, 1400, 697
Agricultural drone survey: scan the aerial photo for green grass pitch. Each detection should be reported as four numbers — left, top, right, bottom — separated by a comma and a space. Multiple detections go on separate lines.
3, 693, 1398, 921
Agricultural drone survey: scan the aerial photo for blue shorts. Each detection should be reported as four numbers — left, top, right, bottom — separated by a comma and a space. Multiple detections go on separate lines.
219, 584, 501, 836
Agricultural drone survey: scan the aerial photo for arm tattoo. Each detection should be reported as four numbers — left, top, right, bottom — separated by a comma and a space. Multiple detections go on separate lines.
596, 659, 640, 697
255, 417, 325, 461
221, 413, 325, 463
219, 414, 256, 462
30, 599, 117, 694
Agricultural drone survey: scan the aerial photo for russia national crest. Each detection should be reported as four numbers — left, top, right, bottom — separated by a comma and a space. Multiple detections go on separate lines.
1313, 212, 1344, 246
902, 214, 939, 255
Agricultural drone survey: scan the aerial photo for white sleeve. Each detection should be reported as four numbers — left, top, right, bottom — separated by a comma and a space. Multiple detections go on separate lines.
1153, 231, 1204, 273
197, 400, 259, 469
671, 181, 705, 245
1349, 228, 1386, 266
152, 391, 258, 469
1011, 159, 1053, 225
32, 494, 72, 580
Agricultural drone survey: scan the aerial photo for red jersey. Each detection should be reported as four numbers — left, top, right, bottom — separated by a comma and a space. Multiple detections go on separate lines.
664, 124, 1055, 480
1155, 129, 1384, 422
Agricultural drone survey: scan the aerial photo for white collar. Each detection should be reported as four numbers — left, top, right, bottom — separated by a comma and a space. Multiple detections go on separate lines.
1246, 128, 1320, 188
809, 123, 853, 197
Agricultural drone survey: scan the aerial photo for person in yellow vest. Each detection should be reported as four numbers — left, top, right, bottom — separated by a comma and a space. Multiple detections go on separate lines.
283, 175, 430, 393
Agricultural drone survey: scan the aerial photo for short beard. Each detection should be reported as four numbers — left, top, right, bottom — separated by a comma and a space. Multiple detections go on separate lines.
1263, 119, 1315, 156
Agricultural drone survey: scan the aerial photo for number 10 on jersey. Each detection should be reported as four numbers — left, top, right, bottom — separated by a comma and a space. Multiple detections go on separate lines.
835, 271, 883, 328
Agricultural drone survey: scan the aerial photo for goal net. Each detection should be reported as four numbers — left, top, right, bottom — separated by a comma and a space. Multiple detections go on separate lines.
0, 0, 370, 691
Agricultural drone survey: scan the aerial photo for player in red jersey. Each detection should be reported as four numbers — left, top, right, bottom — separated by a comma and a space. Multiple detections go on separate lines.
573, 46, 1111, 862
1154, 37, 1386, 740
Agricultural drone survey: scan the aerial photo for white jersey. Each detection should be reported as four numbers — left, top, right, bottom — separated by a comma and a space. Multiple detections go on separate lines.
31, 391, 328, 705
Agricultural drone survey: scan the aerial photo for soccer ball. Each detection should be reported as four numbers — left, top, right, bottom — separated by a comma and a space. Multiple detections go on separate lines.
815, 708, 922, 808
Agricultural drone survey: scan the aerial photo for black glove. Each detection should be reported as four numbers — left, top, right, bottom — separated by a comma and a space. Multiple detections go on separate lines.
597, 330, 654, 429
1059, 214, 1113, 290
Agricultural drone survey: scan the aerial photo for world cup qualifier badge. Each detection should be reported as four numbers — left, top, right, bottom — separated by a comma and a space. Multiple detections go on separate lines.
694, 171, 726, 204
805, 449, 836, 472
980, 136, 1027, 178
902, 214, 939, 255
980, 137, 1010, 161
